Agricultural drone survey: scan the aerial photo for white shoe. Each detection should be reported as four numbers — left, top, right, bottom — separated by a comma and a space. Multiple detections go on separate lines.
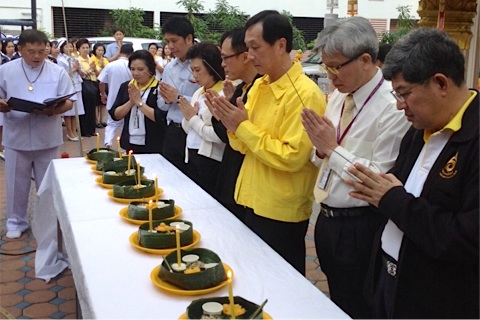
0, 151, 4, 160
6, 230, 22, 239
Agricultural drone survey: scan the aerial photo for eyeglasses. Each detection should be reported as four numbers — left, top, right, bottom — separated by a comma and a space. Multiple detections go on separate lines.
320, 53, 363, 75
390, 83, 421, 103
221, 52, 241, 61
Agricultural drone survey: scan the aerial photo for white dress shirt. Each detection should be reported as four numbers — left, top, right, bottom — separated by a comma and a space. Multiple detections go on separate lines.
97, 57, 132, 111
182, 87, 225, 162
311, 69, 410, 208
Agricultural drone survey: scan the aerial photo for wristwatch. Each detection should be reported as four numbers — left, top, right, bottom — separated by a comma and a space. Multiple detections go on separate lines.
138, 102, 144, 108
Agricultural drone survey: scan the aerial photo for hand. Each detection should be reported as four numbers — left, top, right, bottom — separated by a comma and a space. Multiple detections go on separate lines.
301, 108, 338, 157
101, 94, 107, 105
222, 79, 235, 101
127, 83, 142, 106
209, 95, 247, 134
204, 89, 221, 120
33, 105, 57, 117
344, 163, 403, 207
178, 96, 198, 121
72, 60, 79, 72
0, 99, 12, 113
159, 82, 179, 104
89, 61, 96, 71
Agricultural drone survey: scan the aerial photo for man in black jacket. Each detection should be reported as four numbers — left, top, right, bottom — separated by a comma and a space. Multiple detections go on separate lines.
346, 28, 479, 318
206, 27, 260, 222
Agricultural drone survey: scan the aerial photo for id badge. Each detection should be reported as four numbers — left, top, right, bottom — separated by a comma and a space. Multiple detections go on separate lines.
317, 168, 332, 190
133, 116, 139, 129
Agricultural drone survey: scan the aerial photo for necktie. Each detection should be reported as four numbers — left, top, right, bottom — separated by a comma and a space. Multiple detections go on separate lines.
314, 94, 356, 203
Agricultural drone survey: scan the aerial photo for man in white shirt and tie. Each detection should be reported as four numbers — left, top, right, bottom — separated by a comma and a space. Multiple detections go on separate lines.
301, 16, 409, 318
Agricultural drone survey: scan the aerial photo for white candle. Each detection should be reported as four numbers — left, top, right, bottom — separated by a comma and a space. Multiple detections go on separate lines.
117, 137, 122, 158
127, 150, 132, 175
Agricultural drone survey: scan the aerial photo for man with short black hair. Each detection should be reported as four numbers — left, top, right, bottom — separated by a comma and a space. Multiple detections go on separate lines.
105, 28, 125, 62
209, 10, 326, 275
0, 29, 75, 239
158, 17, 200, 174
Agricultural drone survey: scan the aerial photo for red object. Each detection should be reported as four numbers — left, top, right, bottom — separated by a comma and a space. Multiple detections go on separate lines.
61, 152, 70, 158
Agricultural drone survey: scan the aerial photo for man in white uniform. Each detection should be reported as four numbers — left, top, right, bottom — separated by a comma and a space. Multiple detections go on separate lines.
98, 44, 133, 148
0, 29, 75, 239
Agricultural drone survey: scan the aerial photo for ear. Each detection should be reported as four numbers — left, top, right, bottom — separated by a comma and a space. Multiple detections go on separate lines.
432, 73, 449, 90
277, 37, 287, 54
185, 34, 194, 46
360, 53, 373, 65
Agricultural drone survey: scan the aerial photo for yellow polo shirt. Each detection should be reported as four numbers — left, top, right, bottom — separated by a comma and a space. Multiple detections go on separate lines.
228, 61, 326, 222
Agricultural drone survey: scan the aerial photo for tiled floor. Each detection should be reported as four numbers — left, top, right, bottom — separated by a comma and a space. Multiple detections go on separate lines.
0, 126, 329, 319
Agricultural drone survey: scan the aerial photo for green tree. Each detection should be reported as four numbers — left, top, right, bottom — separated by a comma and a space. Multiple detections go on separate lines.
281, 10, 306, 51
102, 7, 162, 39
176, 0, 210, 41
381, 5, 415, 44
205, 0, 247, 43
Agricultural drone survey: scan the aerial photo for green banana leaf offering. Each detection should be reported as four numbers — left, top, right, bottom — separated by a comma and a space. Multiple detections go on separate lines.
87, 148, 117, 162
112, 179, 155, 199
102, 166, 145, 185
137, 219, 193, 249
159, 248, 227, 290
186, 296, 263, 319
95, 156, 136, 171
128, 199, 175, 220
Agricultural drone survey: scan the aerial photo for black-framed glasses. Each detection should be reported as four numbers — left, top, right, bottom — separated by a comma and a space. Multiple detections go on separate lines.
320, 52, 364, 75
221, 52, 241, 61
390, 83, 421, 103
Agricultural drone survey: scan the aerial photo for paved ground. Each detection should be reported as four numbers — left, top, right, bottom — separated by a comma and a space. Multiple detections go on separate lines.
0, 125, 329, 319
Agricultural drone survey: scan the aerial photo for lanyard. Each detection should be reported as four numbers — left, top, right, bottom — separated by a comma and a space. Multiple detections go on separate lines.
336, 77, 384, 144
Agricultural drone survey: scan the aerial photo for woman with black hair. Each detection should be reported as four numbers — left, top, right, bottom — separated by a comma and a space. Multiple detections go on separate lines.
91, 42, 109, 128
179, 42, 225, 196
109, 50, 167, 154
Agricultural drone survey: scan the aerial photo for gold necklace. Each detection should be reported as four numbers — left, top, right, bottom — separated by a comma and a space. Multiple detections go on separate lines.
21, 60, 46, 91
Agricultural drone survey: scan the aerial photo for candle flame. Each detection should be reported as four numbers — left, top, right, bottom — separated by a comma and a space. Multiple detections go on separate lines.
227, 270, 232, 279
128, 150, 133, 154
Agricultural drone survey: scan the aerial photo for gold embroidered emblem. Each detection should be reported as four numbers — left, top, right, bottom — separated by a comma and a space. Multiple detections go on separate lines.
440, 152, 458, 179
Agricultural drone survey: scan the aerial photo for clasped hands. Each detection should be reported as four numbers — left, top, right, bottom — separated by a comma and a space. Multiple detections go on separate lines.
301, 108, 403, 207
204, 88, 247, 134
159, 82, 179, 104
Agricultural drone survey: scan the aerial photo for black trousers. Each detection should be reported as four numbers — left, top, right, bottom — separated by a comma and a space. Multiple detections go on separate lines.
187, 148, 220, 197
315, 210, 385, 319
373, 252, 397, 318
80, 80, 98, 136
162, 123, 188, 175
244, 207, 308, 275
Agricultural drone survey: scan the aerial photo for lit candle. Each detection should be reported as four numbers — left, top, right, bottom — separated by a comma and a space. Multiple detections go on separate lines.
176, 225, 181, 266
117, 137, 122, 158
96, 133, 100, 152
127, 150, 132, 175
148, 200, 153, 232
227, 270, 235, 319
154, 175, 158, 204
136, 161, 141, 188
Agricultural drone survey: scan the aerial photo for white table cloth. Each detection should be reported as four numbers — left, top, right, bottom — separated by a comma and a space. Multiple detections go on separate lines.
33, 154, 349, 319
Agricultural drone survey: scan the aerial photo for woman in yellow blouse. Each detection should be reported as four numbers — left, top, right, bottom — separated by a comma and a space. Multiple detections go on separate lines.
91, 43, 109, 127
77, 38, 98, 137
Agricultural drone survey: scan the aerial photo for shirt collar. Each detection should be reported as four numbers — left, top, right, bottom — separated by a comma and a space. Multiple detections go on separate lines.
201, 80, 223, 94
349, 68, 383, 109
423, 90, 477, 141
129, 76, 158, 91
259, 60, 304, 100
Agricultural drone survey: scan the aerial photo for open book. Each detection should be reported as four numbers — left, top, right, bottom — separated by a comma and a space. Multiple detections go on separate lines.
7, 92, 75, 113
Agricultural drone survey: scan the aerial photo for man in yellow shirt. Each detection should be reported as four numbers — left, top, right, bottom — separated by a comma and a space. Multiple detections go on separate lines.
208, 10, 326, 275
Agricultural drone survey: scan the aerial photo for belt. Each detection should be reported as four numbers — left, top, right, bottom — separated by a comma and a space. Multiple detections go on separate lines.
381, 251, 397, 277
320, 204, 371, 218
168, 121, 182, 128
